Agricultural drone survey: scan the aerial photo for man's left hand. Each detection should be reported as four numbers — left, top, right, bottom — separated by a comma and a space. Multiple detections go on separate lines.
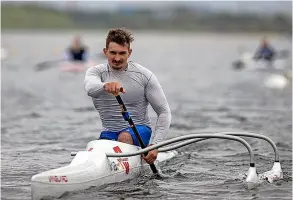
142, 144, 158, 164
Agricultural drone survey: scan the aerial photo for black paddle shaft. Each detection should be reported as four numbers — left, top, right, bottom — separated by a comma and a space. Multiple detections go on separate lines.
115, 89, 158, 174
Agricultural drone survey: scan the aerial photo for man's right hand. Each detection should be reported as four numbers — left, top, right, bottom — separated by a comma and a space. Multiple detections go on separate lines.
104, 82, 126, 95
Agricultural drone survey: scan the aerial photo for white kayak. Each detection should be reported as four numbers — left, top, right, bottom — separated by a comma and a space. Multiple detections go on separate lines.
31, 140, 177, 200
232, 52, 291, 89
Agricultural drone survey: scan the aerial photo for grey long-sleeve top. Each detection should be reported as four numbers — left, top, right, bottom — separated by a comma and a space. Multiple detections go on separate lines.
84, 61, 171, 144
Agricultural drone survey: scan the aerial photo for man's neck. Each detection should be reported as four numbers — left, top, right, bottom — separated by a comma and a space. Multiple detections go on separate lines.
109, 63, 128, 71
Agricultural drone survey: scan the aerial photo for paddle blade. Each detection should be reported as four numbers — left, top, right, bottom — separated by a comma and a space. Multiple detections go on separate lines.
277, 50, 290, 59
232, 60, 245, 70
35, 61, 52, 71
35, 60, 62, 71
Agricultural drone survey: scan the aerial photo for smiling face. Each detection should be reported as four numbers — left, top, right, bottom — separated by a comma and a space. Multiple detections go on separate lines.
103, 28, 134, 70
104, 42, 132, 70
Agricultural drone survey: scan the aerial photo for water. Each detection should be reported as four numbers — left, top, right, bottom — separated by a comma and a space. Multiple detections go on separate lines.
1, 31, 292, 200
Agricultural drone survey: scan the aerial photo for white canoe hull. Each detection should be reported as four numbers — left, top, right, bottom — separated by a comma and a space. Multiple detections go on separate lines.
59, 60, 96, 72
31, 140, 177, 200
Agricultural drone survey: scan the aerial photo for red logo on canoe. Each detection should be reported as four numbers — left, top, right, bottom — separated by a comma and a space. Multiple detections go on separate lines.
113, 146, 130, 174
48, 175, 68, 183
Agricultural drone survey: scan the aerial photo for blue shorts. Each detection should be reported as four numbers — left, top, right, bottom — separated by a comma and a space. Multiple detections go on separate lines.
99, 125, 152, 147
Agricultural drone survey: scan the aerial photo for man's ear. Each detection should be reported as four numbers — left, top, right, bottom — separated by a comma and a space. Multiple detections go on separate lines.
103, 48, 107, 56
128, 48, 132, 58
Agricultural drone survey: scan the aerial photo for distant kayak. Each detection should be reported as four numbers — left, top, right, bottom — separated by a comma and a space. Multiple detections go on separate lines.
232, 51, 292, 89
35, 53, 104, 72
232, 52, 289, 72
59, 60, 96, 72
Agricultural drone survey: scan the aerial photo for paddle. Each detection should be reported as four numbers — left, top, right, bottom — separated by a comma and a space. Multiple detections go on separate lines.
35, 52, 105, 71
35, 59, 64, 71
114, 87, 159, 175
276, 49, 290, 59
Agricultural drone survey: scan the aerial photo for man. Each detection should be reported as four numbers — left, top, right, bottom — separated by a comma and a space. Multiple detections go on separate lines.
84, 28, 171, 164
253, 37, 275, 62
64, 35, 88, 62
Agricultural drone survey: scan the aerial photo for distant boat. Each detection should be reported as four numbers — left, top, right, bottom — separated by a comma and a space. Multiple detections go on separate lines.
232, 51, 289, 72
232, 51, 292, 89
59, 60, 96, 72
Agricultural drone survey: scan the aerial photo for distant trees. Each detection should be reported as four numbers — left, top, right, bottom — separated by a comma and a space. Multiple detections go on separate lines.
1, 4, 291, 34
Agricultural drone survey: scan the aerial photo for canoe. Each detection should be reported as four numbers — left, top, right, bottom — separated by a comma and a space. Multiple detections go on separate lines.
31, 139, 177, 200
60, 60, 96, 72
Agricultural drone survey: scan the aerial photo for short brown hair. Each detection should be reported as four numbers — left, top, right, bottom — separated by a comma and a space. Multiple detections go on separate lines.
106, 28, 134, 48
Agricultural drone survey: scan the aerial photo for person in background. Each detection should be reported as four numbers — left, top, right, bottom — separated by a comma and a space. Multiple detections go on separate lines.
253, 37, 275, 62
64, 35, 88, 62
84, 28, 172, 164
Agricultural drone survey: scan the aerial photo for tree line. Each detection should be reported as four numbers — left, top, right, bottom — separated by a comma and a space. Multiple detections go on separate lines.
2, 4, 291, 33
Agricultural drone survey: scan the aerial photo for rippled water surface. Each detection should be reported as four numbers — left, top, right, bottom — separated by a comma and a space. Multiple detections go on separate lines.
1, 31, 292, 200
